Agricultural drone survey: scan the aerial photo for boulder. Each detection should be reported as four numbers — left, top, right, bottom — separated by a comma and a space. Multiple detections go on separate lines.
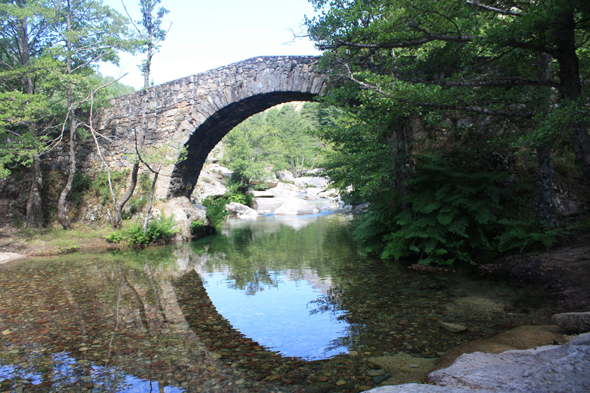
157, 197, 207, 241
294, 176, 329, 189
226, 202, 258, 219
208, 164, 233, 179
364, 333, 590, 393
270, 182, 300, 198
434, 325, 569, 371
276, 170, 296, 183
428, 332, 590, 393
552, 312, 590, 333
274, 198, 320, 215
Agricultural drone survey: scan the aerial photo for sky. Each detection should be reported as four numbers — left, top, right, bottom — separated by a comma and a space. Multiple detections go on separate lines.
100, 0, 321, 89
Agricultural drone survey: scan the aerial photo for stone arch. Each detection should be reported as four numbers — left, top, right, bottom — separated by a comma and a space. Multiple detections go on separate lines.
168, 91, 317, 197
96, 56, 326, 199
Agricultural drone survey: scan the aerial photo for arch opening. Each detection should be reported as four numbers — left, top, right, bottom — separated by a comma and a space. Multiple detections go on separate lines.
167, 91, 317, 198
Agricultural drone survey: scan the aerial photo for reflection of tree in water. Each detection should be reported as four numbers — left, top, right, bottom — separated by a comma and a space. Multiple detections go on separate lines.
0, 247, 234, 392
191, 214, 359, 295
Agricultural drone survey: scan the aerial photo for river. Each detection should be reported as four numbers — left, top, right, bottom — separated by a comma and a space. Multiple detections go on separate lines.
0, 212, 557, 392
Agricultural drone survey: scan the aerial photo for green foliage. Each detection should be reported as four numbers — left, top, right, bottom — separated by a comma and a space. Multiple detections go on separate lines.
68, 172, 92, 205
91, 170, 130, 204
222, 103, 327, 184
190, 219, 206, 234
354, 151, 567, 266
91, 73, 135, 99
127, 215, 178, 246
495, 219, 567, 253
203, 196, 229, 227
106, 231, 126, 244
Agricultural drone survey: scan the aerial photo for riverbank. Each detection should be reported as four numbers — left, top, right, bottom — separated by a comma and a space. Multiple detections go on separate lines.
1, 223, 589, 313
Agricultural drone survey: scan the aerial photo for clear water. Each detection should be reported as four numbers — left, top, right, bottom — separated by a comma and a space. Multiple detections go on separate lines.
0, 212, 557, 392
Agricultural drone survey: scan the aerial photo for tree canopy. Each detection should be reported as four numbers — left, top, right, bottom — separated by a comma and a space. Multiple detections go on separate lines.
305, 0, 588, 265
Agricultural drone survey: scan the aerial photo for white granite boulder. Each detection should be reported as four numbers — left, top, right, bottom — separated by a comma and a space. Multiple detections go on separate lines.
226, 202, 258, 219
274, 198, 320, 215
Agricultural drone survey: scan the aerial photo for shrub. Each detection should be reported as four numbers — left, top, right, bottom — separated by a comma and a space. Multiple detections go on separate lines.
354, 150, 567, 266
106, 231, 126, 244
127, 215, 178, 246
203, 196, 229, 227
91, 169, 129, 204
69, 173, 92, 204
190, 219, 205, 233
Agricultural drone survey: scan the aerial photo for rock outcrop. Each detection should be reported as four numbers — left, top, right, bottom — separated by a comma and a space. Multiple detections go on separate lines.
551, 312, 590, 333
226, 202, 258, 219
364, 332, 590, 393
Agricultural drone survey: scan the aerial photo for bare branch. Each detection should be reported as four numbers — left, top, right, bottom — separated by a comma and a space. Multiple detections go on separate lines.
466, 0, 521, 16
343, 64, 535, 119
320, 32, 475, 51
406, 77, 560, 89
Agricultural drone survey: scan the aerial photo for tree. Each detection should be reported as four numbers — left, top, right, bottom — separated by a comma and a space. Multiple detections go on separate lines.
306, 0, 589, 218
221, 103, 326, 185
55, 0, 137, 229
304, 0, 585, 264
0, 0, 63, 228
111, 0, 169, 229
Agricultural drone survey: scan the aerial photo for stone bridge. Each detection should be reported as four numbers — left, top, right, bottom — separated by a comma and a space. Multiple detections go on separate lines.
96, 55, 326, 198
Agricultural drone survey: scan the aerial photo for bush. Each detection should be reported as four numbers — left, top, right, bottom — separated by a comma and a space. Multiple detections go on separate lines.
190, 219, 216, 239
69, 173, 91, 204
203, 196, 229, 227
354, 150, 567, 266
91, 169, 129, 204
190, 219, 205, 233
127, 215, 178, 246
106, 231, 126, 244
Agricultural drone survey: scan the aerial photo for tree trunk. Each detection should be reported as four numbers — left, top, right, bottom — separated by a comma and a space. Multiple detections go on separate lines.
532, 54, 557, 226
18, 8, 43, 228
57, 0, 76, 229
26, 154, 44, 228
142, 170, 159, 232
388, 118, 413, 209
57, 109, 77, 229
112, 162, 139, 229
554, 7, 590, 184
533, 145, 557, 226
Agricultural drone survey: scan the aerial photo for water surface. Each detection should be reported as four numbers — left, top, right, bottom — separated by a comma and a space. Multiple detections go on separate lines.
0, 212, 557, 392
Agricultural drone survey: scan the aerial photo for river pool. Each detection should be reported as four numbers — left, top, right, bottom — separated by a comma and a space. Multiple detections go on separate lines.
0, 212, 557, 392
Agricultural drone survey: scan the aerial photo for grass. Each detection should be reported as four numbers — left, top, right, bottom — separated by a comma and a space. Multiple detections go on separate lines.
7, 223, 133, 255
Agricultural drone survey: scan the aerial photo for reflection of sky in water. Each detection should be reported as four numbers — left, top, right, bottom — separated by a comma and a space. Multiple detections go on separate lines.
201, 271, 349, 360
223, 208, 347, 232
0, 352, 183, 392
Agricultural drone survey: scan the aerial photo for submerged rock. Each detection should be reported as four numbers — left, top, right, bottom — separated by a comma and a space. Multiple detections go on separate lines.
552, 312, 590, 333
435, 325, 569, 370
366, 354, 437, 385
274, 198, 320, 215
439, 322, 467, 333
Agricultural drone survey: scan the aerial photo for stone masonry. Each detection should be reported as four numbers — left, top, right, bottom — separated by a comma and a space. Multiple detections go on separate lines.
93, 55, 326, 199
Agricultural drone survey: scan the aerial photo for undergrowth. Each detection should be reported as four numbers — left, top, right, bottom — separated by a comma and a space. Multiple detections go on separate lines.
106, 215, 178, 246
355, 150, 567, 266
